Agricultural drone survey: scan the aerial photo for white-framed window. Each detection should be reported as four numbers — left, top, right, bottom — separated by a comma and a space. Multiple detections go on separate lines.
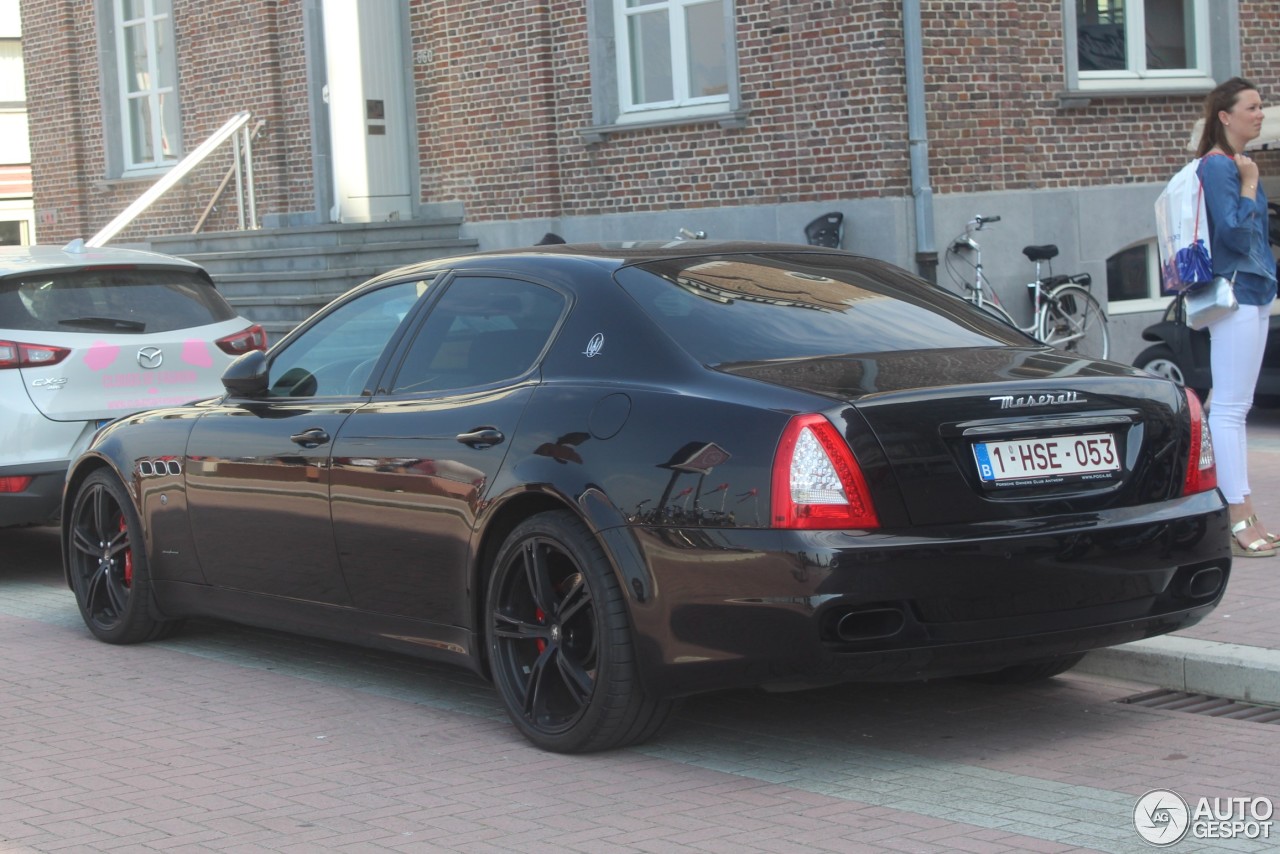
584, 0, 740, 138
110, 0, 181, 173
616, 0, 729, 120
1066, 0, 1215, 94
1105, 239, 1169, 313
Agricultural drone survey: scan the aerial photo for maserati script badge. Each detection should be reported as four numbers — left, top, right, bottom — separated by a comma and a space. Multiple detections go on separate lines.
137, 346, 164, 369
990, 391, 1083, 410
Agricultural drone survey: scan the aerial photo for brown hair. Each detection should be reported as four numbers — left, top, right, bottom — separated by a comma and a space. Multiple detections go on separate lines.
1196, 76, 1259, 158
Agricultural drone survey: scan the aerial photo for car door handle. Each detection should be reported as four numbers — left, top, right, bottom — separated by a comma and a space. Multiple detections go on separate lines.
457, 427, 504, 448
290, 428, 331, 448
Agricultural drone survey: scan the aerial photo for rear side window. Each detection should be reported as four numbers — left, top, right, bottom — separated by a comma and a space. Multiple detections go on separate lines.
0, 267, 235, 334
617, 253, 1031, 365
388, 276, 565, 394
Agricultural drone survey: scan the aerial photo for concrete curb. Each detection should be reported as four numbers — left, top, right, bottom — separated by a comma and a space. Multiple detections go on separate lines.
1076, 636, 1280, 707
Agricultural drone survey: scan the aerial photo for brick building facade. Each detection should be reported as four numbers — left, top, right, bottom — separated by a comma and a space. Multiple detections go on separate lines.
18, 0, 1280, 358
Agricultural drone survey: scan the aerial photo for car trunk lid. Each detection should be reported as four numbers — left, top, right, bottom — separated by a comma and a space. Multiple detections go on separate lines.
723, 347, 1189, 526
16, 321, 248, 422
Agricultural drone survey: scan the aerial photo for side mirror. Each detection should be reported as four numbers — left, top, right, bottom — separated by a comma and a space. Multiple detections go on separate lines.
222, 349, 270, 397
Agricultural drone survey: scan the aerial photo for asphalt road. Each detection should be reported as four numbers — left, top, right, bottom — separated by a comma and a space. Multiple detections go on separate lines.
1, 522, 1277, 853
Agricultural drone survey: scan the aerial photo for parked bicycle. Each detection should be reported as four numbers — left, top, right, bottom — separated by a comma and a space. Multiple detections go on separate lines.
943, 214, 1109, 360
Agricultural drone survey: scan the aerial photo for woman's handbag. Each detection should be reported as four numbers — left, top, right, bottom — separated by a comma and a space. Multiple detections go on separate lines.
1183, 273, 1238, 330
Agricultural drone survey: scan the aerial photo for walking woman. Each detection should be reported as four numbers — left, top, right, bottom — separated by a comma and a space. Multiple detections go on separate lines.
1196, 77, 1278, 556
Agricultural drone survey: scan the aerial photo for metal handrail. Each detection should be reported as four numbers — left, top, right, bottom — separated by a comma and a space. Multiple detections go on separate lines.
88, 111, 258, 247
193, 119, 266, 234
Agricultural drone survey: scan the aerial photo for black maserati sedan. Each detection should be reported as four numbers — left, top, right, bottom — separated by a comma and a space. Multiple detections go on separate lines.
62, 242, 1229, 753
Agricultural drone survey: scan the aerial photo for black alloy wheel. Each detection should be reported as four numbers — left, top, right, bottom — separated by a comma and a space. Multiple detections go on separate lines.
66, 470, 178, 644
486, 511, 674, 753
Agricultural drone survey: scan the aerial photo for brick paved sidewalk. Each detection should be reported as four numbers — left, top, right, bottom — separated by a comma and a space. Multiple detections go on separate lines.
1077, 405, 1280, 703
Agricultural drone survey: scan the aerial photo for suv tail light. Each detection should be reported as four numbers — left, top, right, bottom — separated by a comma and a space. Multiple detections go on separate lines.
771, 413, 879, 530
0, 476, 34, 493
1182, 388, 1217, 495
215, 324, 268, 355
0, 340, 72, 370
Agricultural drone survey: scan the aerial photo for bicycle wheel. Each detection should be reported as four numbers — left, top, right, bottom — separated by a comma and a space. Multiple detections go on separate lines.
1038, 284, 1109, 360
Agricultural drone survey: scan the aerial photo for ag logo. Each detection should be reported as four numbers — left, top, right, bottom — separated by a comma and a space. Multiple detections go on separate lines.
137, 346, 164, 369
1134, 789, 1190, 846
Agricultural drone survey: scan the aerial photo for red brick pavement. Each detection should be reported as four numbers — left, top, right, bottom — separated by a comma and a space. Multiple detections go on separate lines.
2, 407, 1280, 851
1175, 405, 1280, 648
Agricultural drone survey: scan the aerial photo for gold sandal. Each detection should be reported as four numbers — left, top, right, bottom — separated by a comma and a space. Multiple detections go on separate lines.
1232, 517, 1276, 558
1245, 515, 1280, 545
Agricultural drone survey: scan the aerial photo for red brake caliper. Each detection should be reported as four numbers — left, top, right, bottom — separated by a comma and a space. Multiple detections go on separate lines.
119, 517, 133, 586
535, 607, 546, 653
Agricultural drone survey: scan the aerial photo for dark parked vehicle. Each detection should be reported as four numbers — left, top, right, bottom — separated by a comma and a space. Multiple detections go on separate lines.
1134, 297, 1280, 401
1135, 200, 1280, 399
63, 242, 1229, 753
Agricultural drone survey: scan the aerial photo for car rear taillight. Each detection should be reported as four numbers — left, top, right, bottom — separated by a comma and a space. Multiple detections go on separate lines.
0, 340, 72, 370
1182, 388, 1217, 495
215, 324, 268, 355
0, 476, 34, 493
771, 413, 879, 530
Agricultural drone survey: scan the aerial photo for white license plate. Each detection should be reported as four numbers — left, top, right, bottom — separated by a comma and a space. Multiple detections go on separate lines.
973, 433, 1120, 483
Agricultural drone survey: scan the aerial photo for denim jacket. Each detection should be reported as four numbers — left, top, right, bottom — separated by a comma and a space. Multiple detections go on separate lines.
1198, 153, 1277, 306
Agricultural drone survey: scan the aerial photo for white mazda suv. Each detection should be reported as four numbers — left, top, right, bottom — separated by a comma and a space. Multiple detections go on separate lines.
1, 242, 265, 527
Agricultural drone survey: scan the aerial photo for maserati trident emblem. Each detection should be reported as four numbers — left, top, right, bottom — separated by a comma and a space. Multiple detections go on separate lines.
583, 333, 605, 358
137, 347, 164, 369
990, 391, 1083, 410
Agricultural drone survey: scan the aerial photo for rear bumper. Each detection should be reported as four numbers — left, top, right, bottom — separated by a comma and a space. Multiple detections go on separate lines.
623, 489, 1230, 697
0, 460, 68, 527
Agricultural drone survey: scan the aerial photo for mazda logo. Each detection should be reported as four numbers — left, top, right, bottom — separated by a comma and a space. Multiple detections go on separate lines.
137, 347, 164, 369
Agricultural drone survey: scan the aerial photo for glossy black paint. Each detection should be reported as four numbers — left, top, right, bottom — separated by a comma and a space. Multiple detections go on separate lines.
63, 243, 1231, 707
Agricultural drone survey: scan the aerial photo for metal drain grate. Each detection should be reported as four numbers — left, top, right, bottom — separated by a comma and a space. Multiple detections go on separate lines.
1118, 688, 1280, 724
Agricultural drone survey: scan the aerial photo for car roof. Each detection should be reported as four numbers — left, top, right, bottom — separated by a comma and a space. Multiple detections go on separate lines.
359, 240, 852, 288
0, 241, 209, 278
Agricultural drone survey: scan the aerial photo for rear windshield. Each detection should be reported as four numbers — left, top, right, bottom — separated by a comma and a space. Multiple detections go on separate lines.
616, 252, 1032, 365
0, 267, 235, 335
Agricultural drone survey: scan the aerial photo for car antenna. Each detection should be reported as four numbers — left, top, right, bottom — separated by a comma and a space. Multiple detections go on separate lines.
62, 238, 87, 254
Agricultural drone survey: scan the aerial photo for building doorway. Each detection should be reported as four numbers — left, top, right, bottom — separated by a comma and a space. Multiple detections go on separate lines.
321, 0, 415, 223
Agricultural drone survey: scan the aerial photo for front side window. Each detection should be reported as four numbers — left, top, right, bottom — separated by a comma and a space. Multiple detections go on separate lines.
267, 280, 430, 398
1069, 0, 1212, 93
111, 0, 182, 172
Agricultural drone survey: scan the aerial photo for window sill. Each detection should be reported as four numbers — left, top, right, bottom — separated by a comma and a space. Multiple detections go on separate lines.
580, 109, 750, 144
1057, 84, 1216, 109
95, 168, 181, 190
1107, 297, 1172, 316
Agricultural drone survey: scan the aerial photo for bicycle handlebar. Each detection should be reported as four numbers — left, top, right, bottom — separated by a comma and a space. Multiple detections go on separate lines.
974, 215, 1001, 227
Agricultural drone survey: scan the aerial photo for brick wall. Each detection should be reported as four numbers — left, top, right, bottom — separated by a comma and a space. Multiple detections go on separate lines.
20, 0, 311, 245
416, 0, 1280, 223
20, 0, 1280, 241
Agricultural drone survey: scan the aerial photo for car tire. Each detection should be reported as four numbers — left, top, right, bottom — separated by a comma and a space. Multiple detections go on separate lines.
66, 469, 181, 644
963, 652, 1086, 684
486, 510, 675, 753
1134, 345, 1209, 401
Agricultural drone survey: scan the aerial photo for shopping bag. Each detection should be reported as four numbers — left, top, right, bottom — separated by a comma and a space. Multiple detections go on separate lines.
1154, 159, 1213, 294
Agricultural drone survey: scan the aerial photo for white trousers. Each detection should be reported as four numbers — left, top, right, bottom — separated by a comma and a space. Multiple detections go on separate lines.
1208, 302, 1272, 504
